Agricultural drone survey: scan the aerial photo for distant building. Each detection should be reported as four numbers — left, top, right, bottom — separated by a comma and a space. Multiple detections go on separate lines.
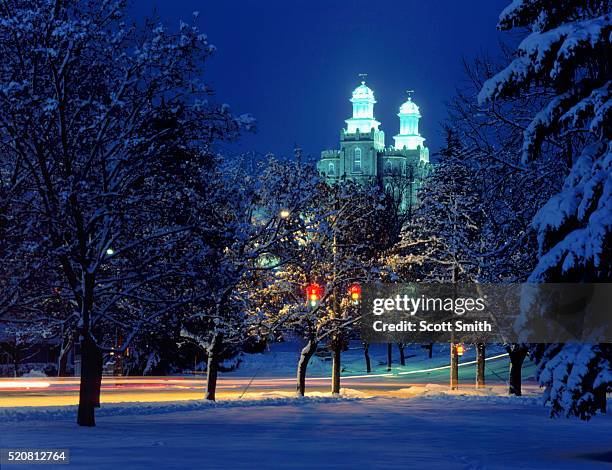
317, 80, 430, 211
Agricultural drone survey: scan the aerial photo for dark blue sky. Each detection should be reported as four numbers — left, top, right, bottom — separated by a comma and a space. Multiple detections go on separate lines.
131, 0, 510, 159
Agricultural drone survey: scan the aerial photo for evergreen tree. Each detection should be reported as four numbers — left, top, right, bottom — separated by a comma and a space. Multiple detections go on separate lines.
479, 0, 611, 419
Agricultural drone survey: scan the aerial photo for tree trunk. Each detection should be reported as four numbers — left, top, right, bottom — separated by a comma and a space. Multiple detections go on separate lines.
296, 339, 317, 396
206, 333, 223, 401
476, 343, 485, 388
94, 354, 103, 408
594, 387, 607, 414
57, 331, 74, 377
363, 343, 371, 373
331, 340, 341, 395
12, 347, 19, 377
113, 331, 123, 377
450, 343, 459, 390
397, 343, 405, 366
386, 343, 392, 371
57, 339, 71, 377
77, 273, 101, 427
77, 333, 103, 427
508, 344, 528, 396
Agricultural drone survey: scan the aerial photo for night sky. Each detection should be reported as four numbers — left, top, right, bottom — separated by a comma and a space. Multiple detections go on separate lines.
131, 0, 510, 159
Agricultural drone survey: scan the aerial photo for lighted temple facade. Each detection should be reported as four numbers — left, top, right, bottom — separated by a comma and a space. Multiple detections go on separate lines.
318, 80, 430, 210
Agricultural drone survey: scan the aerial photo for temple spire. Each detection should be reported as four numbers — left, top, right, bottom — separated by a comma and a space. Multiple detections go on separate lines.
393, 90, 425, 150
345, 77, 380, 134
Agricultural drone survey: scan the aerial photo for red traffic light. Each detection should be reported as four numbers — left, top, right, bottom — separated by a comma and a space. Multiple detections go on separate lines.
306, 283, 324, 306
348, 283, 362, 302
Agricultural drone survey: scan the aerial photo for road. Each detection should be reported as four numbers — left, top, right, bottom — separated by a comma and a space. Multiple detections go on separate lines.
0, 353, 539, 407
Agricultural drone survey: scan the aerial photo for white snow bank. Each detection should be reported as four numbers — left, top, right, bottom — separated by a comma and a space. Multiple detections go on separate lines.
0, 395, 363, 423
22, 369, 47, 377
2, 396, 611, 469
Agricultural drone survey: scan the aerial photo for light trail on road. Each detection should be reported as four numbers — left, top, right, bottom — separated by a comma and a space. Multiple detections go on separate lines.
0, 353, 533, 407
272, 352, 511, 380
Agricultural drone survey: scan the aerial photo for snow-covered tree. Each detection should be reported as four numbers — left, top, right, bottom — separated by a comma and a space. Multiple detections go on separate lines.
0, 0, 244, 425
261, 177, 389, 396
178, 155, 323, 401
479, 0, 611, 419
445, 53, 570, 395
0, 323, 54, 376
389, 126, 485, 284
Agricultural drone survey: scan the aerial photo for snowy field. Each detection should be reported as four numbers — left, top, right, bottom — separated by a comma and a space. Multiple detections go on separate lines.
1, 343, 606, 469
1, 396, 611, 469
227, 341, 532, 379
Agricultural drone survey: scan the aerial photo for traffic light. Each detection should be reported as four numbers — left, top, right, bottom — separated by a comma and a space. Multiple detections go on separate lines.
306, 284, 324, 307
348, 283, 362, 304
456, 343, 465, 356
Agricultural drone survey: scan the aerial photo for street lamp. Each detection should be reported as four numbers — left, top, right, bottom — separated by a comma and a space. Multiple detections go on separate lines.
106, 248, 115, 256
279, 209, 291, 219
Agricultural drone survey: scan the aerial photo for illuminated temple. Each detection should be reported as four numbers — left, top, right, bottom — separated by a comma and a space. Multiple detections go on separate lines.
317, 80, 430, 210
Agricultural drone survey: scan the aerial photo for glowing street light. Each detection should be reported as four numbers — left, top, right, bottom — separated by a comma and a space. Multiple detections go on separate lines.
106, 248, 115, 256
279, 209, 291, 219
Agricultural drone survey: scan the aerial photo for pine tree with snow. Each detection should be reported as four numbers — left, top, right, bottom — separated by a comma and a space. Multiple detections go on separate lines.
479, 0, 611, 419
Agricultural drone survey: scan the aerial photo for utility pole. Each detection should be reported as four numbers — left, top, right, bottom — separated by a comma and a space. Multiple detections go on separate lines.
450, 261, 459, 390
331, 189, 341, 396
331, 333, 341, 395
450, 343, 459, 390
450, 190, 460, 391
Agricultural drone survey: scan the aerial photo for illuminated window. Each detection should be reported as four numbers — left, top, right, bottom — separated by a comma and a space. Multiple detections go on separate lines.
353, 148, 362, 173
328, 161, 335, 176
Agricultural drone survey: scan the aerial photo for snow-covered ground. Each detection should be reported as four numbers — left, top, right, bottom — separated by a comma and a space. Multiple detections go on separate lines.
0, 343, 608, 469
229, 341, 532, 380
0, 342, 540, 408
1, 395, 611, 469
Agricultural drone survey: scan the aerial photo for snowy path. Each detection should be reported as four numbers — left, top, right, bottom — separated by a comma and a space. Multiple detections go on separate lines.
1, 396, 610, 469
